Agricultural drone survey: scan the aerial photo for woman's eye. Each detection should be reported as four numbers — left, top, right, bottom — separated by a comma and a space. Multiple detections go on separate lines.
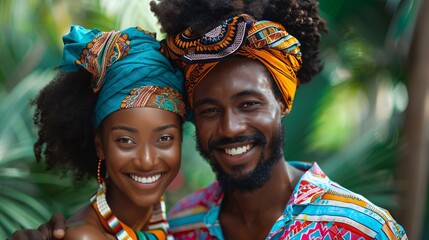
159, 135, 173, 142
117, 137, 134, 144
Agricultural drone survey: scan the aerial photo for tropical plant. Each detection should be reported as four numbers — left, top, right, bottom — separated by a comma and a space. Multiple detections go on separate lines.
0, 0, 115, 236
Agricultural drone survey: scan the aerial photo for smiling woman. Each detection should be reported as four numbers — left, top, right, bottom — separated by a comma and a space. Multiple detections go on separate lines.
26, 25, 186, 239
96, 108, 181, 210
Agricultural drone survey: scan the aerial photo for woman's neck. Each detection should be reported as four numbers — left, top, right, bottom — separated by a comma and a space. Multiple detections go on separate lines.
106, 182, 153, 231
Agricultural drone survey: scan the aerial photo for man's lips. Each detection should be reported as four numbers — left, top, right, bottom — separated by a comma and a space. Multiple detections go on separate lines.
212, 143, 257, 167
224, 144, 253, 156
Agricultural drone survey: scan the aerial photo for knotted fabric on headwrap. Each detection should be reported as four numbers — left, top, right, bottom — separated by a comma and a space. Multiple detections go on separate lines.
60, 25, 186, 127
163, 14, 302, 110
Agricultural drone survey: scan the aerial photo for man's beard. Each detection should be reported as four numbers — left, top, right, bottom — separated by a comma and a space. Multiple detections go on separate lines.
196, 128, 284, 193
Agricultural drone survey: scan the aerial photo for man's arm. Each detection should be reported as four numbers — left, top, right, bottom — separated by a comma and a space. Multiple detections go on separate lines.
8, 213, 66, 240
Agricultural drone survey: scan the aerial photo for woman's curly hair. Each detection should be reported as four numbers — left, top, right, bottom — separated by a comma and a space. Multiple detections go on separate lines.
32, 69, 98, 181
150, 0, 328, 84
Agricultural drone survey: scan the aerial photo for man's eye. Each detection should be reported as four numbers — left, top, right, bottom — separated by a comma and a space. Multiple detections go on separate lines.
204, 108, 218, 113
159, 135, 173, 142
199, 108, 219, 115
241, 102, 259, 108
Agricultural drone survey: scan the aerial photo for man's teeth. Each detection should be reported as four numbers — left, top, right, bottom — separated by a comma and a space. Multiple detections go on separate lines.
130, 174, 161, 184
225, 145, 252, 156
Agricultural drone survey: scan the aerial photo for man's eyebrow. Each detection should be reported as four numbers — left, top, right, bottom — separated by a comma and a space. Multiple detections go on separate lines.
232, 90, 265, 99
194, 90, 265, 107
194, 97, 220, 108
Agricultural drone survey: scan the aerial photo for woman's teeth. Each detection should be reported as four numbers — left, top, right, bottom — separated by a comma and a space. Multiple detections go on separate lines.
130, 174, 161, 184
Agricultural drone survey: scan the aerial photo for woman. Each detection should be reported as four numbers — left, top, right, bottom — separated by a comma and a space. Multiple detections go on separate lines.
31, 25, 186, 239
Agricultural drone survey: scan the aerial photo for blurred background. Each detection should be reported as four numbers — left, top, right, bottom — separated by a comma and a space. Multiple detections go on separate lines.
0, 0, 427, 239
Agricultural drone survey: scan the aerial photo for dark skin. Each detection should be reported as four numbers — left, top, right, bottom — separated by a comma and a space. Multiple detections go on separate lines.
8, 213, 66, 240
193, 57, 304, 239
9, 57, 303, 240
9, 107, 182, 240
219, 161, 302, 239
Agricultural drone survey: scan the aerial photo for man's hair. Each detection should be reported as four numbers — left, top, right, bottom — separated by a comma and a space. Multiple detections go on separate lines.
32, 70, 98, 181
150, 0, 328, 84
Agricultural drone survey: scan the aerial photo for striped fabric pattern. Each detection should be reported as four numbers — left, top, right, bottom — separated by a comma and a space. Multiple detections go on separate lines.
167, 162, 407, 240
90, 182, 171, 239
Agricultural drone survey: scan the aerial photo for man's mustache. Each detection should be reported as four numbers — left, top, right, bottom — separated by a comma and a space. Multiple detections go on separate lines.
208, 134, 267, 151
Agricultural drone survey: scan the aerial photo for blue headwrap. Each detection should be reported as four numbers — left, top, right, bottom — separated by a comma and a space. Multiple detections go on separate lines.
60, 25, 186, 128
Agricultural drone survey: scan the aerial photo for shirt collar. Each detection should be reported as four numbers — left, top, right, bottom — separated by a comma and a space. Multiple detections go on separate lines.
204, 162, 332, 238
287, 161, 331, 206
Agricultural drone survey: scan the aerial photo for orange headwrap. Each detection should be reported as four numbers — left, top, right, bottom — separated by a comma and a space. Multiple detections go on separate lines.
163, 14, 302, 110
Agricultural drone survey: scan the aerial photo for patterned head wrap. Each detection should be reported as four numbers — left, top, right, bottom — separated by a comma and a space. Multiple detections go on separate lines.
163, 14, 302, 110
60, 25, 186, 128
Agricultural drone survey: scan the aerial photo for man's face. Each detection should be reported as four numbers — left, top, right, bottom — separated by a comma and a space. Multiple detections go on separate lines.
192, 57, 288, 192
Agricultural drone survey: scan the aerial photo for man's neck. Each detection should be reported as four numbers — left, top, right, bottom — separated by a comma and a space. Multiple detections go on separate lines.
219, 160, 303, 239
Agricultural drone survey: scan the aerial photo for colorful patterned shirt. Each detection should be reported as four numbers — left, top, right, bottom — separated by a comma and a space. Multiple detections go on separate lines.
167, 162, 407, 239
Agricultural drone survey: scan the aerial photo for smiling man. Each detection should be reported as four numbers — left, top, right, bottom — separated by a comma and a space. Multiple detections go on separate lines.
152, 0, 408, 239
193, 57, 289, 194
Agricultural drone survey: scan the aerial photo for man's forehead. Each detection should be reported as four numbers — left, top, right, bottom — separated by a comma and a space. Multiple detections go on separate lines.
192, 81, 274, 106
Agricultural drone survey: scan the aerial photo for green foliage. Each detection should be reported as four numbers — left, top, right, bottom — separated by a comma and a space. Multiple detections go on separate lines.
0, 70, 95, 235
285, 0, 411, 204
0, 0, 116, 237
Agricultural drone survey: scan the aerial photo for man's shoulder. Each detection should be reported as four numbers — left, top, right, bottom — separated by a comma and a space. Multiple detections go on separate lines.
304, 180, 407, 238
322, 180, 396, 219
295, 162, 401, 224
290, 163, 407, 238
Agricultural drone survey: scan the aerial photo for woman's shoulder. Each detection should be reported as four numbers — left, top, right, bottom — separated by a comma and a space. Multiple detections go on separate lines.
64, 204, 112, 240
65, 224, 109, 240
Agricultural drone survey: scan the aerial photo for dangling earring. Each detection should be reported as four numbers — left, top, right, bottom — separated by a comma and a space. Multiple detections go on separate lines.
97, 158, 104, 185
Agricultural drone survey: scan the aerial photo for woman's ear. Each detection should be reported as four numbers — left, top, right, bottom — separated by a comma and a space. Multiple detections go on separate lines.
94, 130, 105, 160
277, 99, 290, 117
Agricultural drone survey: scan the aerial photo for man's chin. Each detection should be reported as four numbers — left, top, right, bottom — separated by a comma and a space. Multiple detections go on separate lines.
195, 129, 284, 192
211, 157, 277, 192
198, 152, 280, 192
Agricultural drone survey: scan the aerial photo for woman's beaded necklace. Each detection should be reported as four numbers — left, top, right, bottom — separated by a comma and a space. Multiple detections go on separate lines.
91, 182, 170, 240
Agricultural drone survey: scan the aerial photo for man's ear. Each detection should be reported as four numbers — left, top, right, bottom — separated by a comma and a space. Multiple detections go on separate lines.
94, 130, 105, 160
278, 99, 290, 117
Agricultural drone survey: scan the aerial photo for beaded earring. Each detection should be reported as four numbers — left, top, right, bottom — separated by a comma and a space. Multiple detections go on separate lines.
97, 158, 104, 185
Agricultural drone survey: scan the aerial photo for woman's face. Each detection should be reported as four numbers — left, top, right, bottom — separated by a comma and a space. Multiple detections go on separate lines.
96, 107, 182, 208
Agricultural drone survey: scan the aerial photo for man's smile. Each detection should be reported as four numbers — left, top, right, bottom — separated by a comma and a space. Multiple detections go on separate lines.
224, 144, 253, 156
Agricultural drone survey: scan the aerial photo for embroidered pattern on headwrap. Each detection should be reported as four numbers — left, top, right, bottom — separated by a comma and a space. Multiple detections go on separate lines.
60, 25, 186, 127
163, 14, 302, 110
121, 86, 186, 119
75, 31, 131, 93
183, 16, 250, 62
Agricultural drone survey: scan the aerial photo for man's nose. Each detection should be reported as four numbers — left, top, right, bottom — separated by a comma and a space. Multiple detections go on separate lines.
218, 109, 246, 138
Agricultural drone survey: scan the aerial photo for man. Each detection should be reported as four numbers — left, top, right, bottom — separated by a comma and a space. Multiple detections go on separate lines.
10, 0, 407, 239
151, 1, 406, 236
